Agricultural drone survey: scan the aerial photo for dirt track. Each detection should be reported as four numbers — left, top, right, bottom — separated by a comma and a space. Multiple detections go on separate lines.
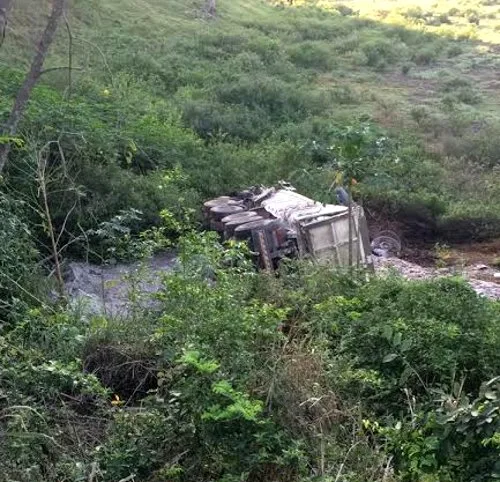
375, 256, 500, 300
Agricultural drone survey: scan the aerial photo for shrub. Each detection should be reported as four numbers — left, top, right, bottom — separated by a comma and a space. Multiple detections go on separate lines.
438, 13, 452, 24
196, 32, 250, 60
440, 122, 500, 168
441, 77, 471, 92
289, 16, 350, 41
331, 84, 359, 104
0, 192, 40, 323
2, 231, 500, 481
377, 377, 500, 481
227, 51, 265, 73
404, 7, 425, 22
313, 276, 500, 406
410, 105, 429, 124
447, 44, 463, 57
412, 46, 440, 65
287, 41, 335, 70
390, 24, 424, 45
438, 203, 500, 241
2, 74, 204, 253
333, 32, 360, 53
181, 100, 270, 141
2, 2, 500, 479
423, 13, 452, 26
216, 75, 326, 121
401, 63, 412, 75
59, 164, 200, 235
361, 37, 406, 68
0, 310, 108, 481
455, 87, 482, 105
335, 4, 355, 16
467, 10, 480, 25
440, 79, 481, 106
457, 26, 478, 40
246, 36, 284, 64
93, 236, 306, 481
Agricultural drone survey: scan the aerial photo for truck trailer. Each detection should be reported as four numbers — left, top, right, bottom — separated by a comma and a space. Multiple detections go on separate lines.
204, 185, 373, 271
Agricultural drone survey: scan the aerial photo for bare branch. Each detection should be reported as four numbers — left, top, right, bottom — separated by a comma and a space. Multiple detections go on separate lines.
78, 37, 114, 86
37, 144, 66, 299
206, 0, 216, 17
63, 10, 73, 98
0, 271, 56, 310
117, 475, 136, 482
55, 199, 77, 247
0, 0, 13, 49
0, 0, 68, 173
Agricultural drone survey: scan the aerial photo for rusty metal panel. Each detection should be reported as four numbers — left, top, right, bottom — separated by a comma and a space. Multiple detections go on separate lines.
302, 210, 369, 267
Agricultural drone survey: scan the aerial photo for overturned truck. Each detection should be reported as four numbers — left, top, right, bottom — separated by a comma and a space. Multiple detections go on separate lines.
204, 185, 373, 271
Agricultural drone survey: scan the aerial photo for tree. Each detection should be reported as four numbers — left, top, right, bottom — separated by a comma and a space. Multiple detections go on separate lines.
0, 0, 13, 48
206, 0, 216, 17
0, 0, 67, 174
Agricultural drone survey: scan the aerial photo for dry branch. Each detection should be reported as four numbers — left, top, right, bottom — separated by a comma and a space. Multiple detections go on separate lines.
0, 0, 67, 173
0, 0, 13, 48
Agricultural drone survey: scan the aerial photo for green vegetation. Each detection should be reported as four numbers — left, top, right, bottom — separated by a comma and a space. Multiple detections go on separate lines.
2, 233, 500, 481
2, 0, 500, 243
1, 0, 499, 480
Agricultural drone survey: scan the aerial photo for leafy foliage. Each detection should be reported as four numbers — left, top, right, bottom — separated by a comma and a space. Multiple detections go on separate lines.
2, 0, 500, 248
0, 193, 40, 324
2, 232, 499, 481
1, 0, 500, 480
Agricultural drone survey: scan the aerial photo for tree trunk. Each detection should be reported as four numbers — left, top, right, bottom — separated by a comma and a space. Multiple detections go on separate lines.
0, 0, 13, 47
206, 0, 216, 17
0, 0, 66, 174
38, 148, 66, 299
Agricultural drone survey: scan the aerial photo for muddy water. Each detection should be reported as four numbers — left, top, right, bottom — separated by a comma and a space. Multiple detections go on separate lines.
64, 252, 177, 317
64, 250, 499, 319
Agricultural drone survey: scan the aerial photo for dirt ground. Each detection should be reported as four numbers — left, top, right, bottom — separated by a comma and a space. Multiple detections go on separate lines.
375, 239, 500, 300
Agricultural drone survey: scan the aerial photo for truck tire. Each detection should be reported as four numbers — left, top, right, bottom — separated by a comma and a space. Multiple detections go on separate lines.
224, 215, 264, 239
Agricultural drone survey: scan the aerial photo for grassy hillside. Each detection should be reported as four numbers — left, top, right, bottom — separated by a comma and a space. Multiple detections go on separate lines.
1, 2, 500, 481
1, 0, 500, 245
1, 234, 500, 481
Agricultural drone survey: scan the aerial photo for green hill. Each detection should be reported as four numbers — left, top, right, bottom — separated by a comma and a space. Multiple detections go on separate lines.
1, 2, 500, 481
2, 0, 500, 242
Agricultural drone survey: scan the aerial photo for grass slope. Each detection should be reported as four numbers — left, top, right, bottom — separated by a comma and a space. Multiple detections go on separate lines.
2, 0, 500, 243
1, 3, 500, 481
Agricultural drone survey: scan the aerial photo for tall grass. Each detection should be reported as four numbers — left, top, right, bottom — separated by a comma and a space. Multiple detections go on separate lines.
2, 0, 500, 243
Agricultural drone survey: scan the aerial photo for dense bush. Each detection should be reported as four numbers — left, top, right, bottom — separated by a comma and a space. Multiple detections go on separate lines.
412, 45, 440, 65
0, 193, 40, 324
361, 37, 408, 68
182, 100, 271, 141
287, 40, 335, 70
314, 277, 500, 402
0, 308, 108, 481
1, 1, 500, 481
2, 0, 499, 250
3, 233, 499, 481
216, 75, 326, 121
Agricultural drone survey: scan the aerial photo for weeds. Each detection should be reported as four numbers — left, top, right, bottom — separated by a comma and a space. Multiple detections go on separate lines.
1, 1, 499, 480
2, 234, 499, 480
1, 0, 499, 247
